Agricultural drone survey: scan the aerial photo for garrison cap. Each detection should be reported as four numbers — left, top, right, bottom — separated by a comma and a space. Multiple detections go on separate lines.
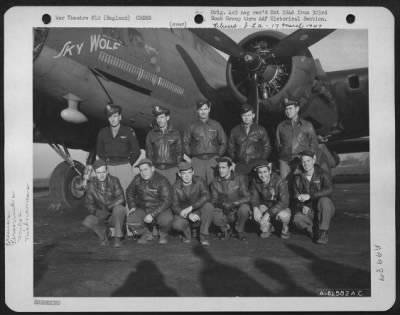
240, 104, 255, 114
135, 158, 154, 168
152, 105, 170, 117
92, 159, 107, 170
216, 156, 233, 165
196, 98, 211, 109
253, 160, 272, 171
105, 104, 122, 117
298, 150, 316, 158
178, 161, 193, 172
282, 97, 300, 107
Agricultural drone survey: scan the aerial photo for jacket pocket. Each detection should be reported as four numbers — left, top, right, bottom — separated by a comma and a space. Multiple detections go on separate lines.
208, 129, 218, 144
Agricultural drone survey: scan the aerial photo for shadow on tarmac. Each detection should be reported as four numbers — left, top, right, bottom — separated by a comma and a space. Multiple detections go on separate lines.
112, 260, 179, 297
192, 244, 271, 296
254, 258, 314, 296
286, 244, 371, 294
34, 242, 59, 288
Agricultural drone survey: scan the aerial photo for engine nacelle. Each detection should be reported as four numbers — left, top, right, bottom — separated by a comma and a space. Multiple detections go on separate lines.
226, 30, 317, 112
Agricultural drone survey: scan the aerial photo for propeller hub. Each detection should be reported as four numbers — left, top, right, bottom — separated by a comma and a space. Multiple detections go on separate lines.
243, 52, 262, 71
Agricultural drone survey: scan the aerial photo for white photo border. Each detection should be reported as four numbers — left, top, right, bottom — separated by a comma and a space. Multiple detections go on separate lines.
4, 6, 396, 312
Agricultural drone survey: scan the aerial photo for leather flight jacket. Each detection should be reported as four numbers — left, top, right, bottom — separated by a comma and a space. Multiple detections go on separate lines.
96, 125, 141, 166
210, 172, 250, 213
171, 175, 210, 215
292, 164, 333, 211
126, 171, 172, 217
183, 118, 227, 158
146, 124, 182, 169
276, 118, 319, 162
85, 175, 126, 215
228, 123, 271, 165
250, 172, 289, 216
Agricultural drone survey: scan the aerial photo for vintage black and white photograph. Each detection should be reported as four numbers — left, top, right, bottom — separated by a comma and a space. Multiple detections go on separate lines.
4, 6, 396, 312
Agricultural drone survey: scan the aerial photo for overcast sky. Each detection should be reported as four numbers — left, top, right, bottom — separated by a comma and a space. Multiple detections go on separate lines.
33, 28, 368, 179
221, 29, 368, 71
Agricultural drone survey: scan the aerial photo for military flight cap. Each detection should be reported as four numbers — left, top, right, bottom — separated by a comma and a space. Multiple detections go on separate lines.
152, 105, 170, 117
298, 150, 316, 158
240, 104, 255, 114
283, 97, 300, 107
216, 156, 233, 165
105, 104, 122, 117
253, 160, 272, 171
92, 159, 107, 170
135, 158, 154, 168
196, 98, 211, 109
178, 161, 193, 171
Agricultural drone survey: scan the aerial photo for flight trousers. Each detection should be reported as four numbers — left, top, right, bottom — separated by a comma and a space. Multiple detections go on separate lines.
107, 163, 138, 193
172, 202, 215, 238
292, 197, 335, 231
213, 203, 251, 233
82, 204, 127, 238
126, 208, 173, 236
255, 206, 291, 233
191, 156, 218, 185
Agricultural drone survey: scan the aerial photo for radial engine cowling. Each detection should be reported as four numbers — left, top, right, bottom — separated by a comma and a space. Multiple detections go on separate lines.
226, 30, 318, 112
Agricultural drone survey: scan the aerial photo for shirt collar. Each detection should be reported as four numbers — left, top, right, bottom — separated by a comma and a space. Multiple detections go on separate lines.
217, 171, 235, 182
154, 123, 173, 133
110, 125, 121, 135
94, 175, 110, 189
241, 122, 254, 130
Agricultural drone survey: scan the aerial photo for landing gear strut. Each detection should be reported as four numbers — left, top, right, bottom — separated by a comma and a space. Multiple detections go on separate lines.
48, 142, 89, 211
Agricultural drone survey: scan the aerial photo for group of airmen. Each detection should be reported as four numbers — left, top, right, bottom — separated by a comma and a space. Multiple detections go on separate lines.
82, 97, 334, 248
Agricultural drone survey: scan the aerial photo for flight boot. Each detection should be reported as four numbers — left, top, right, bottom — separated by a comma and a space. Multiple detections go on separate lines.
237, 232, 247, 241
316, 230, 329, 245
219, 224, 231, 240
137, 231, 154, 244
199, 234, 210, 246
113, 237, 122, 248
158, 231, 169, 245
182, 227, 192, 244
280, 225, 290, 239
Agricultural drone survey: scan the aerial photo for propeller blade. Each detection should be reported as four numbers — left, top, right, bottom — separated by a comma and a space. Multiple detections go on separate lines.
176, 44, 217, 100
190, 28, 244, 58
271, 29, 335, 57
247, 73, 260, 123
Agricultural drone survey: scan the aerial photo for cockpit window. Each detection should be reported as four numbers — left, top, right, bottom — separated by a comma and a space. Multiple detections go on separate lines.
128, 29, 145, 48
347, 74, 360, 89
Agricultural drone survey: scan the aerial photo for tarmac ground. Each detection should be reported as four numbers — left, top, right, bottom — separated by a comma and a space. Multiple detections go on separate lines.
33, 178, 370, 297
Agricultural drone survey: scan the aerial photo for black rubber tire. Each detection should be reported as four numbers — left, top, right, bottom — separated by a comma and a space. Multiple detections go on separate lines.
49, 161, 85, 210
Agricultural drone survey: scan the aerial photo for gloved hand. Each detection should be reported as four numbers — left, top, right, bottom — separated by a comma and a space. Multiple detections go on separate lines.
259, 204, 268, 214
180, 206, 193, 218
188, 213, 200, 223
260, 212, 271, 231
253, 207, 263, 222
302, 206, 311, 215
298, 194, 311, 202
144, 213, 154, 224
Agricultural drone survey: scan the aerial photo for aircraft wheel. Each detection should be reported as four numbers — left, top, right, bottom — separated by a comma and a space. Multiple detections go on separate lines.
49, 161, 86, 210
